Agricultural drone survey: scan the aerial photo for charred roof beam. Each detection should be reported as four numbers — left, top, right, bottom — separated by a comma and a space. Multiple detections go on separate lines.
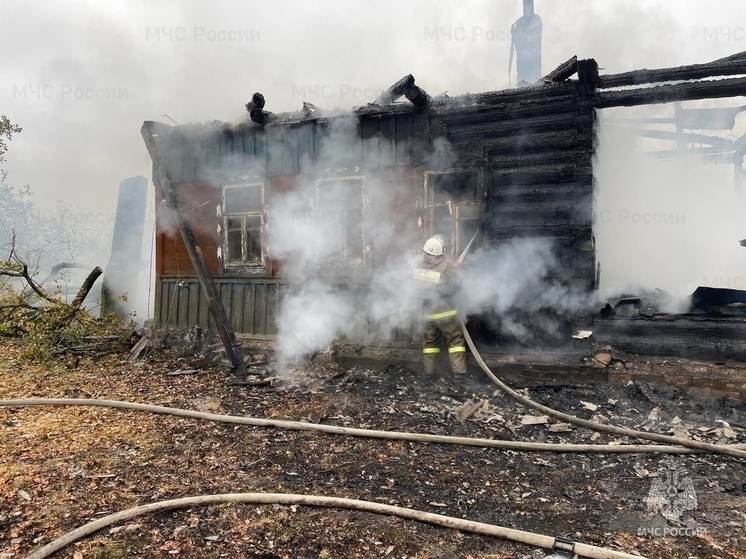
592, 75, 746, 109
634, 128, 735, 150
373, 74, 431, 108
598, 52, 746, 89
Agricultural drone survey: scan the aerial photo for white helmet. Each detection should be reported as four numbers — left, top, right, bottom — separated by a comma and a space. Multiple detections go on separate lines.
423, 235, 445, 256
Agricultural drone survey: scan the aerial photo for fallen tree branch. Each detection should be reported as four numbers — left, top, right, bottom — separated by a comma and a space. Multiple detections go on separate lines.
1, 262, 60, 305
70, 266, 103, 309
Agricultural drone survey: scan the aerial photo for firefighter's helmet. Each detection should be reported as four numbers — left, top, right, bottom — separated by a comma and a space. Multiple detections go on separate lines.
423, 235, 446, 256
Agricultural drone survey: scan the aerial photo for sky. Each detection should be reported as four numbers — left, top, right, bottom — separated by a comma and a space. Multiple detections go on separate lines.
1, 0, 745, 310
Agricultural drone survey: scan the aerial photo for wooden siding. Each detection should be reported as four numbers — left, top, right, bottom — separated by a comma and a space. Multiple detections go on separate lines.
158, 112, 417, 186
157, 277, 286, 337
476, 100, 597, 291
156, 182, 222, 276
157, 276, 419, 342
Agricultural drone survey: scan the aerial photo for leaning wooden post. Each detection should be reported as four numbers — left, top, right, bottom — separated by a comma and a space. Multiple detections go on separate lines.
140, 121, 247, 378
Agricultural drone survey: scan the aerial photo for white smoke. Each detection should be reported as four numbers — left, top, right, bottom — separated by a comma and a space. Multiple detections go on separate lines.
266, 125, 595, 367
594, 103, 746, 306
457, 238, 595, 342
275, 281, 356, 368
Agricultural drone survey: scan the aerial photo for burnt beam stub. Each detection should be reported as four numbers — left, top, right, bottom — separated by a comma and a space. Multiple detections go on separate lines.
405, 85, 431, 109
374, 74, 431, 108
246, 92, 276, 125
302, 102, 321, 118
577, 59, 600, 97
245, 92, 266, 111
249, 108, 275, 126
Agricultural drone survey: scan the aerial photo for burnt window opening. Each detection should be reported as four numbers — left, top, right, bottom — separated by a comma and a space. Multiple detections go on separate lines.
424, 170, 483, 259
222, 183, 265, 268
315, 177, 366, 268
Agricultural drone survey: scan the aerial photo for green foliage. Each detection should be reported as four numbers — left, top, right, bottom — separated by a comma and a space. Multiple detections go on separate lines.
0, 114, 21, 164
0, 280, 135, 363
22, 306, 132, 362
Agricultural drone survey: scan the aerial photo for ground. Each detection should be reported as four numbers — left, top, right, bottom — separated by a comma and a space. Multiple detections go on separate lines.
1, 339, 745, 559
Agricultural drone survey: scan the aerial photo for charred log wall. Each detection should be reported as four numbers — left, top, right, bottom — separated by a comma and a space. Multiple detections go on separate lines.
153, 85, 597, 332
439, 85, 596, 293
594, 315, 746, 362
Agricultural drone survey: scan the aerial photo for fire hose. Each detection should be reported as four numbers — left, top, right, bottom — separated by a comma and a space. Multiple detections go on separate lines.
2, 398, 744, 455
3, 386, 740, 558
457, 318, 746, 460
451, 231, 746, 460
23, 493, 643, 559
3, 378, 742, 558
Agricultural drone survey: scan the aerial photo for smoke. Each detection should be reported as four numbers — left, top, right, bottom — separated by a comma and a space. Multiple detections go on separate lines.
594, 104, 746, 306
264, 119, 595, 368
266, 140, 425, 367
457, 239, 595, 341
275, 281, 356, 367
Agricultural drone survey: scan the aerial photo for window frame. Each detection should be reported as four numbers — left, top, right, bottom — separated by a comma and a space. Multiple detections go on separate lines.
314, 175, 367, 270
220, 182, 266, 272
423, 168, 484, 260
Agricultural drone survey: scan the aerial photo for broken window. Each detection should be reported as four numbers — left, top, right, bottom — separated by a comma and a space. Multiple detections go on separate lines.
424, 170, 483, 259
222, 183, 265, 268
315, 177, 366, 268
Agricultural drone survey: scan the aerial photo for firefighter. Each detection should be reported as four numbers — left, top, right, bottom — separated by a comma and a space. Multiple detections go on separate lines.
413, 235, 467, 375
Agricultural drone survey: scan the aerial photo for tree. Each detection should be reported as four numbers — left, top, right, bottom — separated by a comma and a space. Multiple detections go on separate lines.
0, 116, 133, 360
0, 115, 112, 280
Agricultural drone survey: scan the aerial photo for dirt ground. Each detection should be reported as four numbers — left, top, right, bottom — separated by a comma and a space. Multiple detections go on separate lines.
1, 339, 745, 559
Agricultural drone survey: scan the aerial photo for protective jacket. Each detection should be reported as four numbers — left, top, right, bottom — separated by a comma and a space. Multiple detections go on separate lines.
413, 259, 461, 321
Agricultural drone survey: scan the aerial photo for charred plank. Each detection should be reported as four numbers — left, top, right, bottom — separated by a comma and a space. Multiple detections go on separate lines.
482, 129, 579, 156
634, 129, 734, 149
245, 92, 276, 125
141, 121, 247, 377
439, 96, 577, 125
539, 56, 578, 83
447, 111, 580, 140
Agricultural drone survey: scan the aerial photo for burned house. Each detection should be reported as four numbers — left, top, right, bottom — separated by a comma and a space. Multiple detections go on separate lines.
144, 51, 746, 363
